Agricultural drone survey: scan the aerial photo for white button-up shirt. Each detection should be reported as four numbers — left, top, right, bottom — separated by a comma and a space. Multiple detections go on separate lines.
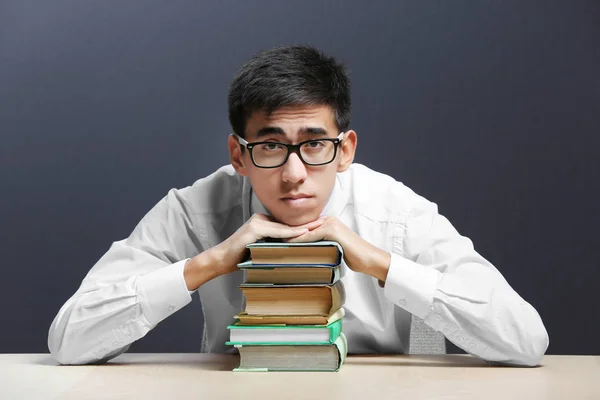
48, 163, 548, 366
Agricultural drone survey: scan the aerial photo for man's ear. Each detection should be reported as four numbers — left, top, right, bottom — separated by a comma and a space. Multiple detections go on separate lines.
228, 135, 249, 176
337, 130, 357, 173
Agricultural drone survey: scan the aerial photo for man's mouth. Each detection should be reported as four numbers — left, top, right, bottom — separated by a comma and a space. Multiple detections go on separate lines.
281, 193, 313, 200
280, 194, 314, 206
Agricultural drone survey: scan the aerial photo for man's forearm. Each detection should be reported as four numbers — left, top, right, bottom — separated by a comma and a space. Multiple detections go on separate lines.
383, 252, 549, 366
361, 247, 392, 283
183, 247, 227, 291
49, 241, 195, 365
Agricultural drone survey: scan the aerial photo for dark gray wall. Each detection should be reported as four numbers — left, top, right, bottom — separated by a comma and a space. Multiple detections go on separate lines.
1, 1, 598, 355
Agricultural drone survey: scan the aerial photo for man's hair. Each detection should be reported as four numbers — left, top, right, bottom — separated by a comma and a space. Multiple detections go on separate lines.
228, 45, 351, 138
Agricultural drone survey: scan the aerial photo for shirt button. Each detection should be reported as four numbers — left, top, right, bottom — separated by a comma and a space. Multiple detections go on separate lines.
398, 299, 406, 306
167, 305, 175, 313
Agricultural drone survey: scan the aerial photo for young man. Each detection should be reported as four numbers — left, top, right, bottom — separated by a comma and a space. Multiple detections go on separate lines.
48, 45, 548, 366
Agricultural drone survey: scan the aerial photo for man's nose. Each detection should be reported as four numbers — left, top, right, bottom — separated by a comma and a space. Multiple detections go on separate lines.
281, 152, 307, 183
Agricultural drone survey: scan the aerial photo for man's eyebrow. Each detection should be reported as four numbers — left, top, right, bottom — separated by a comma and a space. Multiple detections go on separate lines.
298, 126, 328, 136
256, 127, 285, 138
255, 126, 328, 138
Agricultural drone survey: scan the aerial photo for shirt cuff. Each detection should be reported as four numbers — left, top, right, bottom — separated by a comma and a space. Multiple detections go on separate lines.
183, 258, 199, 295
137, 259, 193, 326
383, 252, 440, 320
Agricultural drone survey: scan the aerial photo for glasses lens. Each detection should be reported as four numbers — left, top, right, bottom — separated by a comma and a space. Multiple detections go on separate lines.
300, 140, 336, 165
252, 142, 288, 167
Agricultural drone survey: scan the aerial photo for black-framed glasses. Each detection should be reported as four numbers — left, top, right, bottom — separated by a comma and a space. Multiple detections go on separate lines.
231, 132, 345, 168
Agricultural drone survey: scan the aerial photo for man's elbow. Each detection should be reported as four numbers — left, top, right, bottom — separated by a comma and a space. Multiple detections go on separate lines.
520, 325, 550, 367
49, 341, 119, 366
48, 324, 100, 365
498, 322, 549, 367
500, 298, 550, 367
49, 342, 81, 365
48, 335, 87, 365
50, 348, 80, 366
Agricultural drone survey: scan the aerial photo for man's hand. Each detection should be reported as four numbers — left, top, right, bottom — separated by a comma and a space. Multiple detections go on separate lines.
184, 214, 324, 290
285, 216, 391, 284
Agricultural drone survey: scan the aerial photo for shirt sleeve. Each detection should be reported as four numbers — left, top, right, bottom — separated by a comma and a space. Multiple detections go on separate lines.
48, 188, 201, 365
383, 199, 549, 366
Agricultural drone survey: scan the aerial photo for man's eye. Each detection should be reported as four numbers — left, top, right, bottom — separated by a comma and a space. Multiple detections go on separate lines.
306, 141, 325, 148
260, 143, 285, 151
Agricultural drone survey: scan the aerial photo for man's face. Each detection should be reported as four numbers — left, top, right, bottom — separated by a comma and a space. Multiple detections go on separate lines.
229, 105, 356, 226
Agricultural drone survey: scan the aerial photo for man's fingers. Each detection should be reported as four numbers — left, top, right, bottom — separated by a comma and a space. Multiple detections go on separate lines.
263, 218, 323, 231
285, 228, 324, 243
261, 226, 308, 239
298, 218, 325, 230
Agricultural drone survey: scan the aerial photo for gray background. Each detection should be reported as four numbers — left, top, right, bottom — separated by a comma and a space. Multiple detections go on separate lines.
1, 1, 599, 355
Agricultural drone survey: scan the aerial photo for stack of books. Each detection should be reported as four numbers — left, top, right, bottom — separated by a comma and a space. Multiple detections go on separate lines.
226, 240, 347, 372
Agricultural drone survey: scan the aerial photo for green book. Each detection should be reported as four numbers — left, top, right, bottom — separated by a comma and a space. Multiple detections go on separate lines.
226, 317, 343, 346
233, 333, 348, 372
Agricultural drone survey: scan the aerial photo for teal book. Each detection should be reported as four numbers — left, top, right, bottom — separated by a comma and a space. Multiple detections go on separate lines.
226, 315, 343, 346
233, 333, 348, 372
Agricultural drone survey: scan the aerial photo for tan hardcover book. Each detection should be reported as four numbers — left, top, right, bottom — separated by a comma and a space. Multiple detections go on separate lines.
243, 266, 340, 285
235, 307, 346, 326
244, 241, 343, 266
239, 280, 345, 316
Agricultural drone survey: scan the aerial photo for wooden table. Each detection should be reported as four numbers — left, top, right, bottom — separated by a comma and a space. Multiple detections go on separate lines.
1, 354, 598, 399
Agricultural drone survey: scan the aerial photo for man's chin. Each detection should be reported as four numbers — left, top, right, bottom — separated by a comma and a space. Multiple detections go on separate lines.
272, 210, 321, 227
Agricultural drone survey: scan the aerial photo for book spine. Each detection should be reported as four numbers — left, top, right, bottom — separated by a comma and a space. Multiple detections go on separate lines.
328, 318, 343, 342
334, 333, 348, 371
330, 266, 341, 284
329, 280, 346, 314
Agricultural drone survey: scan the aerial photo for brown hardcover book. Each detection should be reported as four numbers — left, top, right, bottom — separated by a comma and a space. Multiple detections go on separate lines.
244, 266, 339, 285
238, 280, 345, 317
234, 307, 345, 326
244, 241, 342, 266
